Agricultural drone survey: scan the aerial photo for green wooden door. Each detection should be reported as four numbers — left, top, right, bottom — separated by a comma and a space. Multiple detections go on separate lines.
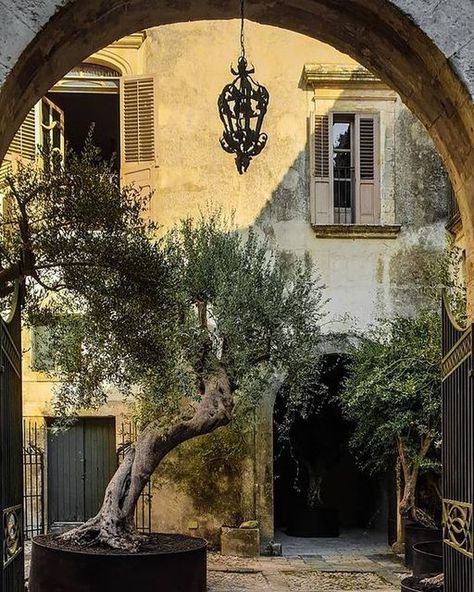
47, 417, 116, 526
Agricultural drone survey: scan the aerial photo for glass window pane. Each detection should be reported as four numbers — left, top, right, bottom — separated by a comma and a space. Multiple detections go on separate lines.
333, 152, 351, 171
333, 122, 351, 150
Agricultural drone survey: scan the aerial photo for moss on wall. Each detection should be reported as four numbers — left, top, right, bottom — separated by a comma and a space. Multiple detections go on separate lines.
158, 419, 253, 526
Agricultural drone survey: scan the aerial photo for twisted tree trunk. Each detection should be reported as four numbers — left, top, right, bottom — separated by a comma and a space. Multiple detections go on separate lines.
61, 366, 234, 550
397, 436, 436, 528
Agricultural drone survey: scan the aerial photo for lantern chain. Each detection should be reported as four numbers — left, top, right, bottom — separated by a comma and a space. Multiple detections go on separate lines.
240, 0, 246, 58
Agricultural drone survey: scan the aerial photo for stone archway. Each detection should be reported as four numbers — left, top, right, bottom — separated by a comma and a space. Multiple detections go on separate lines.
1, 0, 474, 305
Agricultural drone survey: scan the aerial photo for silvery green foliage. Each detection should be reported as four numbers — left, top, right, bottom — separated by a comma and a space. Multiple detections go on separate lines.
1, 140, 327, 427
340, 309, 442, 475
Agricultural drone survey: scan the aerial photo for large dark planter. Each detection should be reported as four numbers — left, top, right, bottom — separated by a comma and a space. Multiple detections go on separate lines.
404, 521, 442, 568
29, 533, 207, 592
286, 507, 339, 538
401, 575, 443, 592
412, 541, 443, 577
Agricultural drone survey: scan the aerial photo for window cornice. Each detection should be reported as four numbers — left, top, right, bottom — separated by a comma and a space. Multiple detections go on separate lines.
302, 64, 391, 90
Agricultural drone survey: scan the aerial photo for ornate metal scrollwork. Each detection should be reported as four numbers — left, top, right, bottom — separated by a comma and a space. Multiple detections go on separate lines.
3, 505, 22, 567
218, 0, 269, 174
441, 327, 472, 378
443, 499, 473, 558
218, 57, 269, 174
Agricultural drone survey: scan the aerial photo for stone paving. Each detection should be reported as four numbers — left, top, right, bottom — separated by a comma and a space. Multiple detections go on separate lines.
25, 530, 408, 591
208, 530, 409, 591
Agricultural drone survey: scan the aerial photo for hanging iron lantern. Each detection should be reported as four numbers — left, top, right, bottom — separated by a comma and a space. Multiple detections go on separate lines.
218, 0, 270, 174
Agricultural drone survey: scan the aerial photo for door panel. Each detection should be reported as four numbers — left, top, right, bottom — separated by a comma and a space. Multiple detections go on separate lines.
47, 420, 84, 524
84, 418, 116, 518
47, 418, 116, 526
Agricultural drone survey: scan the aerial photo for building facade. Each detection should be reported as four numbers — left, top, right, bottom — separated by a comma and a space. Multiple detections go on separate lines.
8, 22, 451, 546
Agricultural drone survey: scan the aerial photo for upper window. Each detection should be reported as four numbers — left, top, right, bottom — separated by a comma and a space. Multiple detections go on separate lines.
311, 111, 379, 226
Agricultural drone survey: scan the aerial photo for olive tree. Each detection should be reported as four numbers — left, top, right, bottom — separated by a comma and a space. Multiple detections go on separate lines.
339, 245, 464, 548
340, 310, 441, 527
0, 144, 326, 550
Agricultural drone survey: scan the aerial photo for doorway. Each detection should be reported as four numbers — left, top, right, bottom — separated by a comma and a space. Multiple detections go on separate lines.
47, 417, 116, 526
273, 354, 387, 538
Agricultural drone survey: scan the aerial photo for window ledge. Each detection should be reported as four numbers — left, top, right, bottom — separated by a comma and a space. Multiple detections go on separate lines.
311, 224, 401, 239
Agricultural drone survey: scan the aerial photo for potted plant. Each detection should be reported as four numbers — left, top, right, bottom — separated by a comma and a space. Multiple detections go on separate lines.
1, 145, 327, 591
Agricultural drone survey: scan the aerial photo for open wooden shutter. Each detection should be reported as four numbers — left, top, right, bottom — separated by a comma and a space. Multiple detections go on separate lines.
40, 96, 65, 157
356, 114, 379, 224
120, 76, 156, 207
1, 105, 38, 214
310, 113, 332, 224
9, 106, 37, 162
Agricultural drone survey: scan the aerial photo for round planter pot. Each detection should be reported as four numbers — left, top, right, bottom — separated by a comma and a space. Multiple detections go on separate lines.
404, 521, 442, 568
412, 541, 443, 577
29, 533, 207, 592
401, 575, 443, 592
286, 507, 339, 538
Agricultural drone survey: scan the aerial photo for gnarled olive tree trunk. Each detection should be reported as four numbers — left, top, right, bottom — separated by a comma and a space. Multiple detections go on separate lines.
397, 435, 436, 528
62, 366, 234, 550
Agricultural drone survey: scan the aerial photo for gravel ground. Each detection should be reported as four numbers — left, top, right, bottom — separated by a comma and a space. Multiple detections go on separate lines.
208, 571, 269, 591
285, 571, 391, 591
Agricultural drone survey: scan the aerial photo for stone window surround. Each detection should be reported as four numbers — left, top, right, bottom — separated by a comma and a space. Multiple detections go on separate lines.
303, 63, 399, 237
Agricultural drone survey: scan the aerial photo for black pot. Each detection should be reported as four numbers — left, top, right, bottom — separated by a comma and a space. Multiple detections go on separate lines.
286, 507, 339, 538
401, 575, 443, 592
412, 541, 443, 577
29, 534, 207, 592
404, 521, 442, 568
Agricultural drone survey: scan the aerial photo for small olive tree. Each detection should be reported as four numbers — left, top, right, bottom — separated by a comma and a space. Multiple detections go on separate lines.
1, 144, 326, 550
340, 310, 441, 526
339, 246, 464, 548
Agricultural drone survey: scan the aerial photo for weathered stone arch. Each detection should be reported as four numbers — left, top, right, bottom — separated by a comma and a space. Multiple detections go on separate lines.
1, 0, 474, 303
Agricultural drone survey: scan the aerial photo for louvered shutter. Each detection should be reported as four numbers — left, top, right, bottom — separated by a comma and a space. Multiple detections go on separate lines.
310, 113, 332, 224
356, 114, 379, 224
120, 76, 157, 208
0, 159, 11, 188
9, 107, 37, 161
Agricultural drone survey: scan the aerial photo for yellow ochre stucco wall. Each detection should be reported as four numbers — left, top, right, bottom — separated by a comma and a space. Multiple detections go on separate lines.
22, 21, 451, 546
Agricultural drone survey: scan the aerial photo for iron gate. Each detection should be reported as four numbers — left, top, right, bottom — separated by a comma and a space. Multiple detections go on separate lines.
442, 297, 474, 591
23, 419, 45, 541
0, 287, 24, 592
118, 422, 152, 533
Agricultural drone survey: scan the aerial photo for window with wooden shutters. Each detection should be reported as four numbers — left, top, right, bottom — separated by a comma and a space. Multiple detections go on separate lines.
310, 111, 379, 226
122, 77, 155, 163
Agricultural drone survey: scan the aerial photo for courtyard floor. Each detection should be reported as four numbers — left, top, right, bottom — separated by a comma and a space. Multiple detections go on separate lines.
208, 530, 409, 591
25, 530, 408, 591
